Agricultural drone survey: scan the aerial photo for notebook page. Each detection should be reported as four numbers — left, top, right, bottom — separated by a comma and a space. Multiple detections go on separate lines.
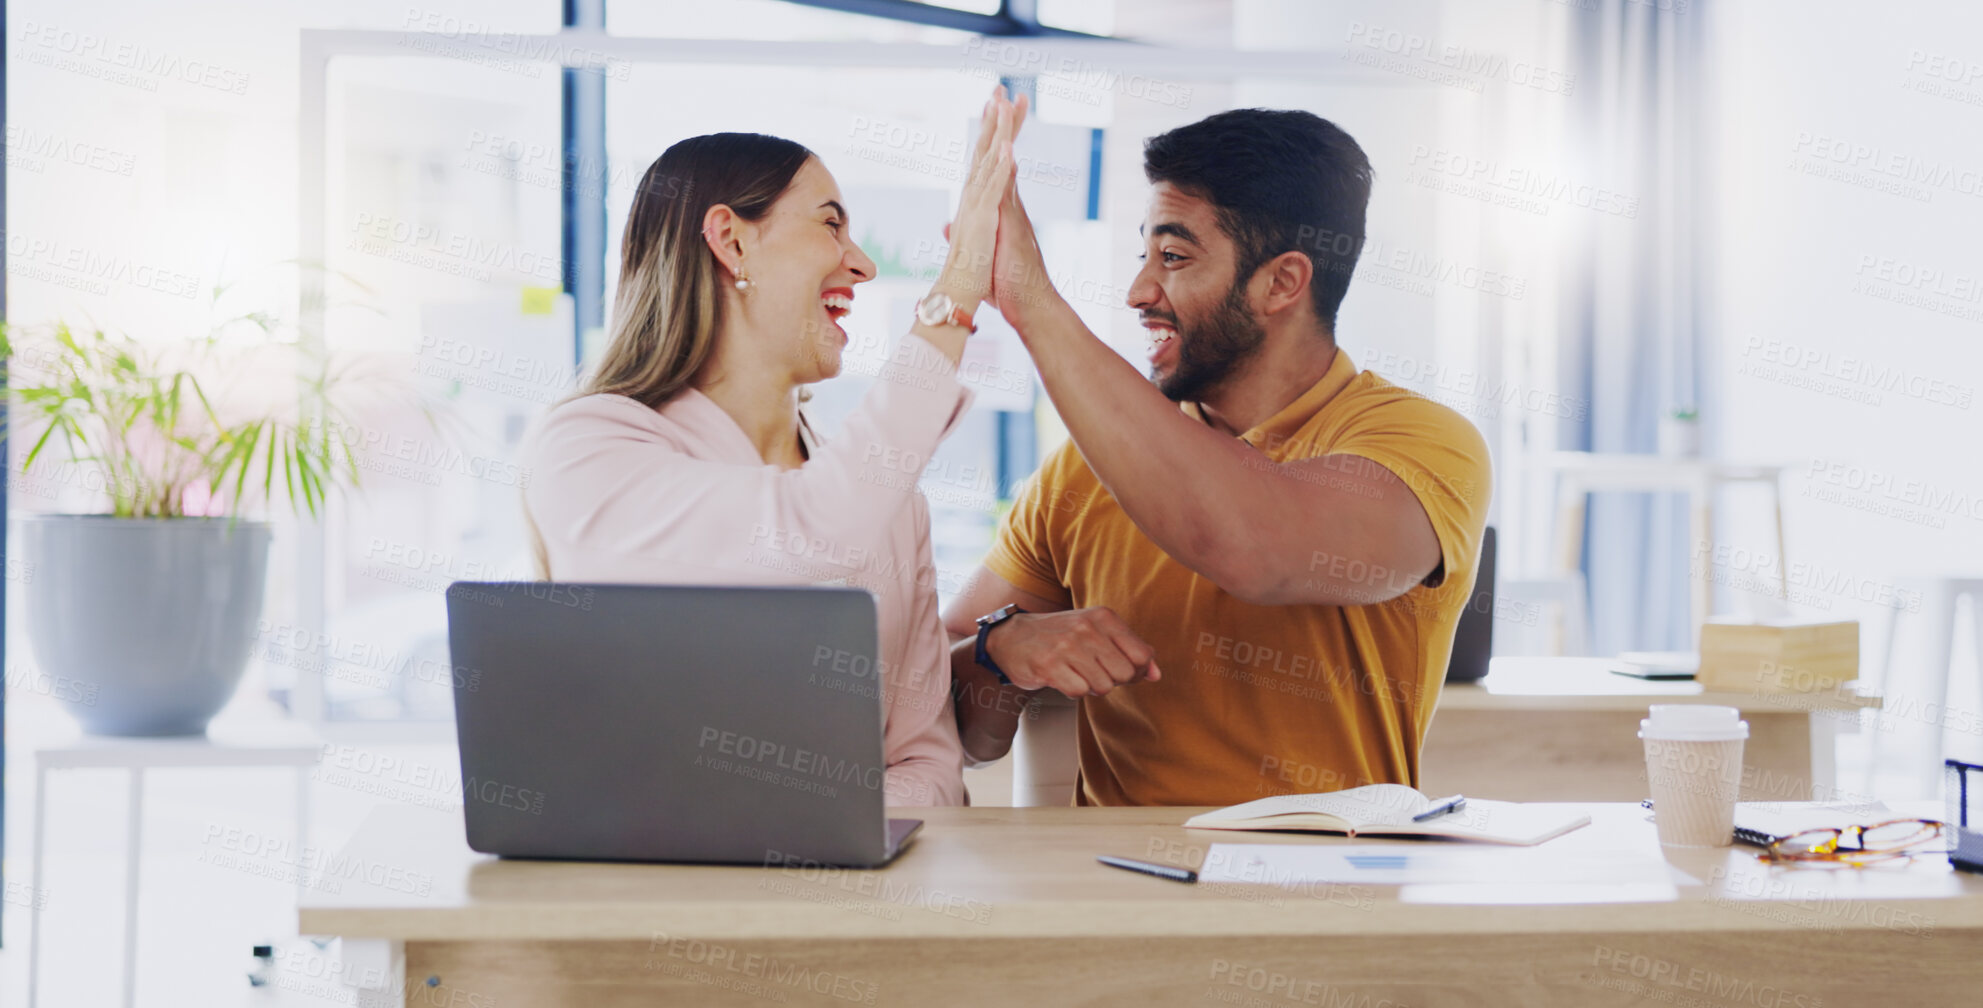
1193, 784, 1430, 830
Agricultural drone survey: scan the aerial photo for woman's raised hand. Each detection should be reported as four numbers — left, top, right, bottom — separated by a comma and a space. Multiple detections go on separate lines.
935, 83, 1027, 311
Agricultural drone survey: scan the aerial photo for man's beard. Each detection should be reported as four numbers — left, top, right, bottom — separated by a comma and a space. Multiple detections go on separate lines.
1154, 279, 1267, 403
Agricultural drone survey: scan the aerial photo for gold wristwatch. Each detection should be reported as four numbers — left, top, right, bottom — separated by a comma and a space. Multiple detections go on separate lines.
914, 290, 978, 333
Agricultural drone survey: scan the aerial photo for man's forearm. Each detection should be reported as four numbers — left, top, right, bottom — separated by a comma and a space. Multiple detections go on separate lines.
949, 635, 1033, 765
1014, 298, 1294, 591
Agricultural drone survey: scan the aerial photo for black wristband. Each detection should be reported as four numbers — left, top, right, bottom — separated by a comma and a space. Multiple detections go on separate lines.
974, 604, 1024, 686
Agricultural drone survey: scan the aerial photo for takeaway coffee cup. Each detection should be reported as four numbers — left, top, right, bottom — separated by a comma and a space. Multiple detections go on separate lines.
1640, 705, 1748, 848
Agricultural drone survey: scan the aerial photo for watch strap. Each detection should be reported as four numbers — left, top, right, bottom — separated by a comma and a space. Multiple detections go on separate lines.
974, 605, 1023, 686
918, 291, 979, 333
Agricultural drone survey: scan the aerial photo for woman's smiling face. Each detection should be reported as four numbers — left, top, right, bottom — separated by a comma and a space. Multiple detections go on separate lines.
740, 156, 877, 384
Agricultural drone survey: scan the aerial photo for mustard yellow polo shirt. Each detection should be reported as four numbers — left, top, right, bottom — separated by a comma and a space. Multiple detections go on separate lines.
985, 348, 1492, 806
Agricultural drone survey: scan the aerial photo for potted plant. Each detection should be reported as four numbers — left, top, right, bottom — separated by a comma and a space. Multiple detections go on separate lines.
2, 281, 382, 735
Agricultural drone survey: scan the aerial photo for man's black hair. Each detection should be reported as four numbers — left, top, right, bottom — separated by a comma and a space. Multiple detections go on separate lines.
1143, 108, 1373, 333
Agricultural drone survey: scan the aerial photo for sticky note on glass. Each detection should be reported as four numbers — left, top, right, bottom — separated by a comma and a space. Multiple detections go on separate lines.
521, 286, 561, 315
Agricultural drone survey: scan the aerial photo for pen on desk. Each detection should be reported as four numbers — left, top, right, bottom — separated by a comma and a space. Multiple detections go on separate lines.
1411, 795, 1467, 822
1097, 855, 1197, 883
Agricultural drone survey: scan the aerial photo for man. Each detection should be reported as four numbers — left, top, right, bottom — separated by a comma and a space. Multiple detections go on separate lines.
944, 106, 1492, 807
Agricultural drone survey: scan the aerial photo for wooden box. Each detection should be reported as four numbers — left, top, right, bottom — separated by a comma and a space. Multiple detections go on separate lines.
1695, 620, 1858, 694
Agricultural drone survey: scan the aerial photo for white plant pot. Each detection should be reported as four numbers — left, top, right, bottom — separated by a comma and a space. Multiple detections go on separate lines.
1658, 418, 1701, 458
17, 515, 272, 735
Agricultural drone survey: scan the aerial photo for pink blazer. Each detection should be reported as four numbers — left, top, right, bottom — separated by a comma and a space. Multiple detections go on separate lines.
518, 334, 973, 806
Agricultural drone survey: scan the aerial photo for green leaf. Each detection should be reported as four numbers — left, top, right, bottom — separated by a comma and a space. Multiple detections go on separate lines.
22, 419, 61, 471
4, 267, 421, 520
229, 420, 264, 510
279, 425, 297, 506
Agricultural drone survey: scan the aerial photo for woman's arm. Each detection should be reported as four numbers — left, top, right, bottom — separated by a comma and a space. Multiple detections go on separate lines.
879, 499, 968, 805
523, 337, 971, 578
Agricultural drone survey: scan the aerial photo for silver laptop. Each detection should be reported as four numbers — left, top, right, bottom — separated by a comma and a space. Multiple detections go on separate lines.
445, 582, 922, 868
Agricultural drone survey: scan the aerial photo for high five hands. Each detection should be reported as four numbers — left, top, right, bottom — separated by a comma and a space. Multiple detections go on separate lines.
940, 83, 1025, 311
951, 87, 1163, 701
947, 85, 1068, 336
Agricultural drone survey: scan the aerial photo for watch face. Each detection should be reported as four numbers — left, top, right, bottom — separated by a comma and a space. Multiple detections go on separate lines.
916, 292, 952, 326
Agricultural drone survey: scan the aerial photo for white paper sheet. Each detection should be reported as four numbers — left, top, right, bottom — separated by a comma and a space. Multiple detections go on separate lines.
1199, 843, 1687, 888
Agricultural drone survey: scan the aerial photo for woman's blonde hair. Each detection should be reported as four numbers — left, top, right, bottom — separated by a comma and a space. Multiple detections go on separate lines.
527, 133, 815, 579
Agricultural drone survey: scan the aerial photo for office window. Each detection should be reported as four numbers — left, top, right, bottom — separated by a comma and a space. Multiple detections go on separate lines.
286, 53, 564, 721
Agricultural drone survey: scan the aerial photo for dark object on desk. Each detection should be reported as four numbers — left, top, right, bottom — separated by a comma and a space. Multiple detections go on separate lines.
1609, 667, 1696, 681
1410, 794, 1466, 822
1948, 759, 1983, 874
1949, 828, 1983, 874
1948, 759, 1983, 828
1444, 526, 1495, 683
1609, 651, 1698, 680
1097, 855, 1197, 883
447, 583, 922, 869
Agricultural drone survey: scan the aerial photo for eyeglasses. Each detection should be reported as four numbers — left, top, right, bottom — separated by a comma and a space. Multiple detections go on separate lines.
1760, 818, 1953, 866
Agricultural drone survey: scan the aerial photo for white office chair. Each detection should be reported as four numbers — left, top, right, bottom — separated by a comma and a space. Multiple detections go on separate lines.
1011, 691, 1079, 807
1870, 576, 1983, 794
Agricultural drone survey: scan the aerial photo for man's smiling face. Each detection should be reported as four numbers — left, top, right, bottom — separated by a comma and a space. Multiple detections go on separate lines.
1127, 181, 1269, 403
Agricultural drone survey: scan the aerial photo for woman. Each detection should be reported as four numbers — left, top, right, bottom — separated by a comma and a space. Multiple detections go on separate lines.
519, 85, 1025, 806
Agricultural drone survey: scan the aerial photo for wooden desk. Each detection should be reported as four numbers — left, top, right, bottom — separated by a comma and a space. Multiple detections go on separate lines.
301, 802, 1980, 1006
1422, 657, 1882, 803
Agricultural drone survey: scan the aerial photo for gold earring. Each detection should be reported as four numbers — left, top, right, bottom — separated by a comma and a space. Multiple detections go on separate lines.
735, 255, 750, 291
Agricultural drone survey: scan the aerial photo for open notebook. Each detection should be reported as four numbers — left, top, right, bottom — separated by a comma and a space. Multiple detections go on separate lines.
1183, 784, 1590, 846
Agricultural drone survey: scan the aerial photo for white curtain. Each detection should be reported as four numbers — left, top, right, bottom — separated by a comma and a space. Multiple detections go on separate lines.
1560, 1, 1709, 652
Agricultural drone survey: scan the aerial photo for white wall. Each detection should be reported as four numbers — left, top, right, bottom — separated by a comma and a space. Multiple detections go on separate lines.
1708, 0, 1983, 587
1705, 1, 1983, 778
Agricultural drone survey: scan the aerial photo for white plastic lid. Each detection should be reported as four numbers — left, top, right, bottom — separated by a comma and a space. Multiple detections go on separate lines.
1638, 704, 1749, 741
